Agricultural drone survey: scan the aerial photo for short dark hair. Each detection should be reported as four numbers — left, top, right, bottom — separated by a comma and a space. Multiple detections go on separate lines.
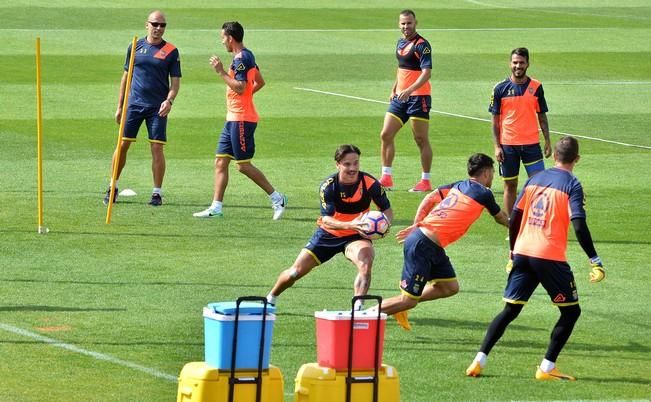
400, 9, 416, 18
511, 47, 529, 62
467, 153, 495, 177
334, 144, 361, 163
222, 21, 244, 42
554, 136, 579, 164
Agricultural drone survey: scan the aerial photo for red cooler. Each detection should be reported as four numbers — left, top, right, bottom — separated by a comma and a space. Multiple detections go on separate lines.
314, 310, 386, 370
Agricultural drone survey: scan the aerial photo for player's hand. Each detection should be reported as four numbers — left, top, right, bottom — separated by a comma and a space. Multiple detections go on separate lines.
589, 256, 605, 283
396, 90, 411, 102
543, 139, 552, 158
158, 100, 172, 117
505, 259, 513, 274
209, 55, 225, 75
395, 225, 416, 244
494, 146, 504, 163
114, 107, 122, 124
350, 215, 370, 235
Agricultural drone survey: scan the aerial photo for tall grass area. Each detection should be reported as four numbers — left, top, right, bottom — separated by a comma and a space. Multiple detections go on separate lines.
1, 1, 650, 401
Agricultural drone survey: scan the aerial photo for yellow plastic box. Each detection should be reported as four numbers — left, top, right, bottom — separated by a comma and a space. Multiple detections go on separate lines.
294, 362, 400, 402
177, 361, 284, 402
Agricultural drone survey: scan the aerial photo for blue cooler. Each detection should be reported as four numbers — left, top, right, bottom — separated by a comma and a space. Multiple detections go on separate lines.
203, 301, 276, 370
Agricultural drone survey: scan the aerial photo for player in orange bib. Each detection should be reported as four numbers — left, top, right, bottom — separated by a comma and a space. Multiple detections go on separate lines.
194, 21, 286, 220
491, 47, 552, 217
379, 9, 434, 192
266, 145, 393, 311
370, 154, 508, 329
466, 136, 606, 381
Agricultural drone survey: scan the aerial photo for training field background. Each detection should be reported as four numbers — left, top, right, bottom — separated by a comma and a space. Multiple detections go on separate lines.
1, 1, 650, 401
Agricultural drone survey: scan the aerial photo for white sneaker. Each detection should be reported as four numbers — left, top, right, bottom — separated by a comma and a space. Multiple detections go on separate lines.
271, 194, 287, 220
193, 207, 223, 218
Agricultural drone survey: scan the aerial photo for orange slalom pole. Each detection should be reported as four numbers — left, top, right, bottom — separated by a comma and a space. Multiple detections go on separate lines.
106, 36, 137, 224
36, 37, 48, 234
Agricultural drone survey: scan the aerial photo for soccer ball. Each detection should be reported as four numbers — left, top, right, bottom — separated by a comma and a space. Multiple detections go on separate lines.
360, 210, 390, 240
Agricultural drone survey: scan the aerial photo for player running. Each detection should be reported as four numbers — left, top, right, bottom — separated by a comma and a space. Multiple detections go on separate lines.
193, 21, 286, 220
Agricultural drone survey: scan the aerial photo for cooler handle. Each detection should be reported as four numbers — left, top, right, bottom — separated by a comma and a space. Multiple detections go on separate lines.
346, 295, 382, 402
228, 296, 268, 402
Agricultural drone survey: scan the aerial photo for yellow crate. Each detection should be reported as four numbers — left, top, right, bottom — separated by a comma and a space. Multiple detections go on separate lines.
294, 363, 400, 402
177, 362, 284, 402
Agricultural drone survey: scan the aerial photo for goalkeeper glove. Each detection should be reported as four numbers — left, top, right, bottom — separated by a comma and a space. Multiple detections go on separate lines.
589, 256, 605, 283
505, 251, 513, 273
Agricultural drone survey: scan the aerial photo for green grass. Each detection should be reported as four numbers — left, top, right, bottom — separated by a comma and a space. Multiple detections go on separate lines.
1, 1, 650, 401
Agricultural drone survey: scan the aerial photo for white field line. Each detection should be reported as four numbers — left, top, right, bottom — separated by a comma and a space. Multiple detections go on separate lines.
294, 87, 651, 150
0, 322, 178, 382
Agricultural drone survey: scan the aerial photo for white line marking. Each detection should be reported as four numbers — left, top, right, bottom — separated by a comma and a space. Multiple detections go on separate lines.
0, 322, 178, 382
294, 87, 651, 150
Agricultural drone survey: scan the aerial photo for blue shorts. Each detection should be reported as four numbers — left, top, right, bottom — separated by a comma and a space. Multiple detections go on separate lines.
400, 228, 455, 299
122, 104, 167, 143
303, 228, 367, 265
504, 254, 579, 306
216, 121, 257, 161
387, 95, 431, 125
499, 144, 544, 180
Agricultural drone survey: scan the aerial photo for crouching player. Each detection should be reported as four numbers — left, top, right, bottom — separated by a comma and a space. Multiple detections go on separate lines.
371, 153, 508, 329
266, 144, 393, 311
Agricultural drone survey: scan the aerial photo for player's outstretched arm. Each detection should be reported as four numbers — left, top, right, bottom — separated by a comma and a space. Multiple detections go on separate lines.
493, 209, 509, 227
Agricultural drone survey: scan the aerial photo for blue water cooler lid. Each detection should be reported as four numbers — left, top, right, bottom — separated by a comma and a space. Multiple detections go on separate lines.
207, 301, 276, 315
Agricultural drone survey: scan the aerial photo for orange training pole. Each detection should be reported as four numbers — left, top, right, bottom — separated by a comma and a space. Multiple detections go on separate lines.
36, 37, 48, 234
106, 36, 137, 224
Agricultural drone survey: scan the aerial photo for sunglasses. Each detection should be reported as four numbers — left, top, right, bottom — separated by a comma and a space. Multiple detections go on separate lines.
148, 21, 167, 28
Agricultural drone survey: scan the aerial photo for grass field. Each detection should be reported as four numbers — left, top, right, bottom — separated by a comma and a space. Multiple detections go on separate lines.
1, 1, 650, 401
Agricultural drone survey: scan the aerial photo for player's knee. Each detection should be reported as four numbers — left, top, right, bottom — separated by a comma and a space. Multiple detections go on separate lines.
444, 281, 460, 297
412, 134, 430, 148
559, 304, 581, 323
400, 295, 418, 309
215, 158, 228, 170
284, 267, 302, 283
380, 129, 397, 143
504, 179, 518, 190
503, 302, 524, 321
234, 161, 251, 173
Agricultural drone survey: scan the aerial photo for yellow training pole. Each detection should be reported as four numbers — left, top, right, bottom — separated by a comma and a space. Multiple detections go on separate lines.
36, 37, 48, 234
106, 36, 137, 224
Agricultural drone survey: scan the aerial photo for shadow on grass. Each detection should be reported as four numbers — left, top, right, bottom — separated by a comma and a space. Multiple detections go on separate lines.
408, 317, 544, 333
9, 230, 307, 241
575, 375, 651, 385
0, 305, 126, 312
0, 278, 401, 293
